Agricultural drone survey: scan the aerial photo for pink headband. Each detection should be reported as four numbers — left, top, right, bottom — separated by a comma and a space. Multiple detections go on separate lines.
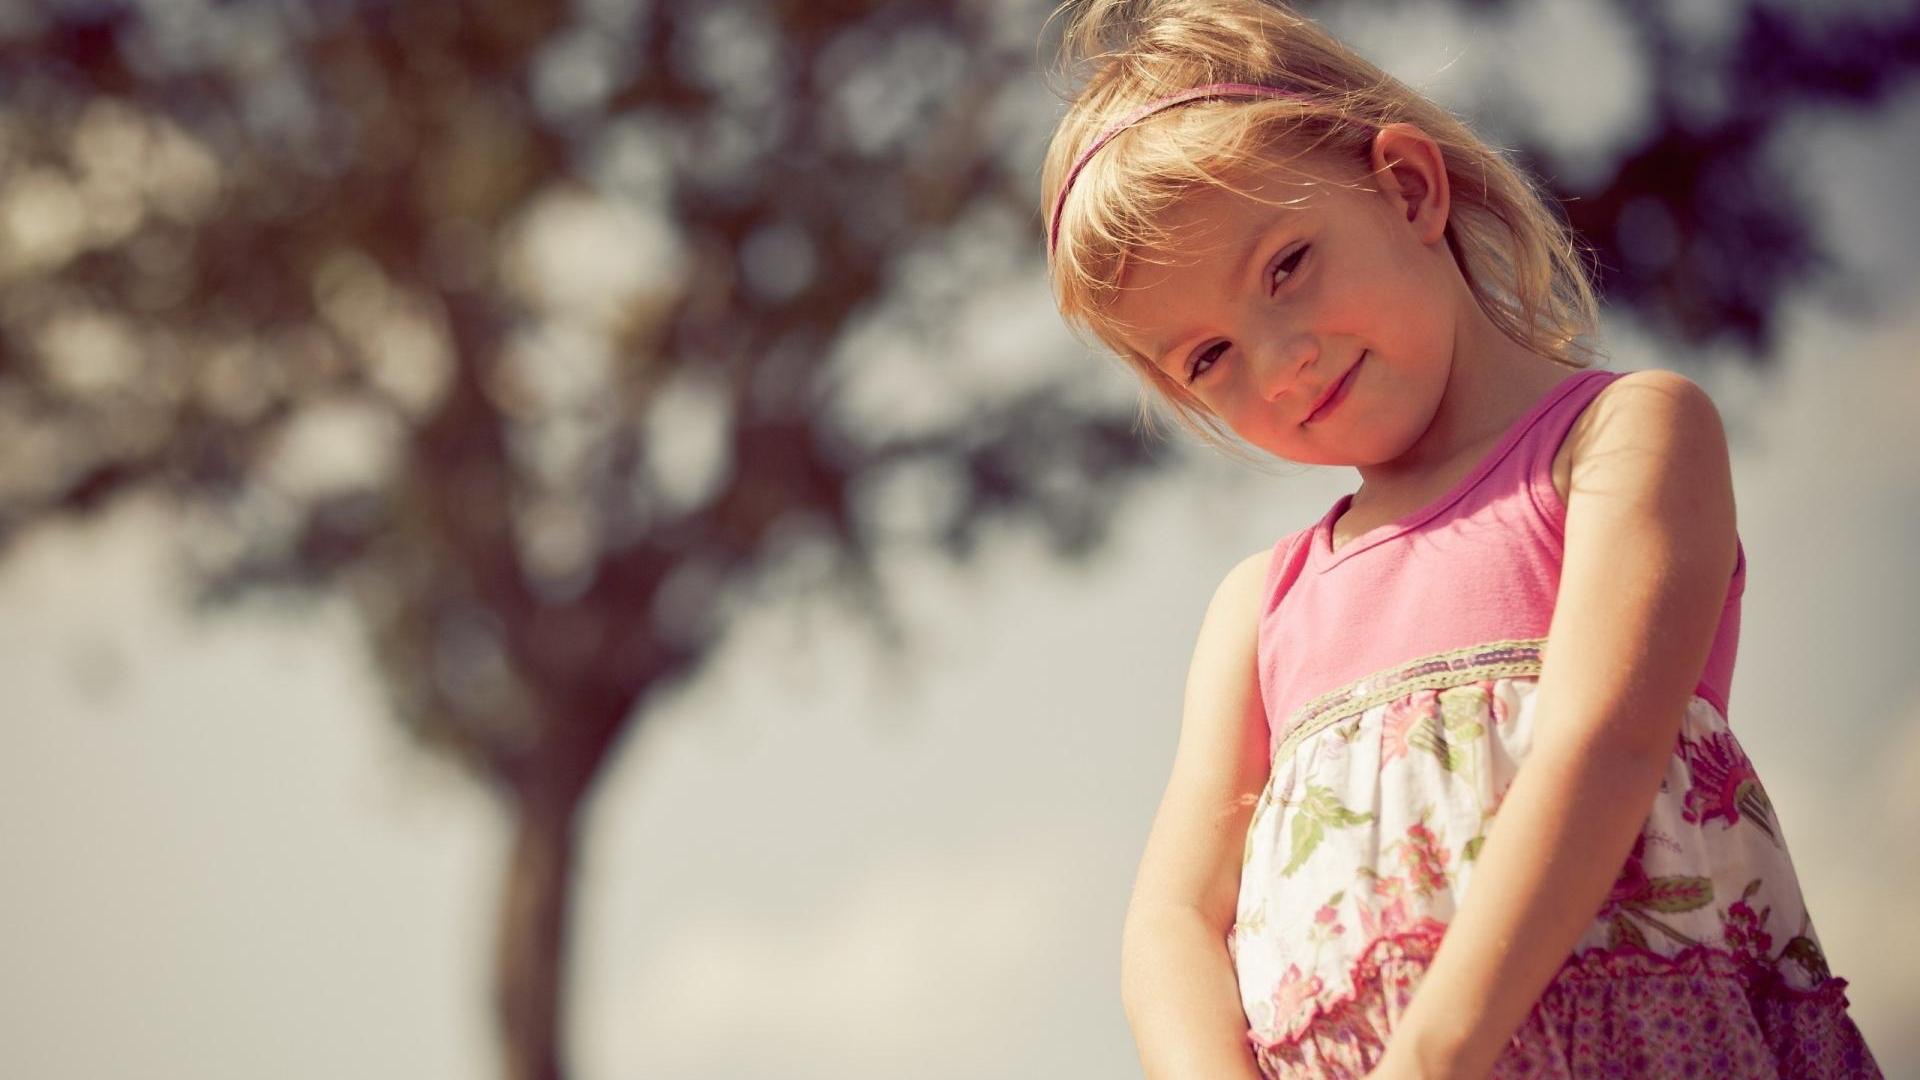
1047, 82, 1308, 257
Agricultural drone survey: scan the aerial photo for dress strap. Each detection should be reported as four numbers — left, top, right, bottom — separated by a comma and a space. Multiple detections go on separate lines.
1513, 368, 1624, 537
1260, 524, 1315, 617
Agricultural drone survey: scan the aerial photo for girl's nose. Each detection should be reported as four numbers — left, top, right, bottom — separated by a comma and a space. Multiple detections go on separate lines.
1248, 334, 1315, 404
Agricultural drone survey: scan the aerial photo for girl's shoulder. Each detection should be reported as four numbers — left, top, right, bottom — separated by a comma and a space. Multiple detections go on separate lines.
1559, 368, 1724, 502
1224, 545, 1273, 602
1230, 520, 1318, 618
1558, 368, 1737, 583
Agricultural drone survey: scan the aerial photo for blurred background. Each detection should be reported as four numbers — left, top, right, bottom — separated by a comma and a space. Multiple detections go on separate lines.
0, 0, 1915, 1077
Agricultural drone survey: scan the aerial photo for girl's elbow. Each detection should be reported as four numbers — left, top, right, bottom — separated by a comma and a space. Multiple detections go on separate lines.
1117, 902, 1215, 998
1118, 911, 1165, 1007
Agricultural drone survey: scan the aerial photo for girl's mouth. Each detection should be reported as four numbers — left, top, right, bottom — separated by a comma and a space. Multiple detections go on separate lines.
1305, 354, 1363, 424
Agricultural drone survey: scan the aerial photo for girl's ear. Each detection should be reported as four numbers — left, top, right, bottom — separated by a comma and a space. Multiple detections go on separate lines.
1368, 123, 1450, 246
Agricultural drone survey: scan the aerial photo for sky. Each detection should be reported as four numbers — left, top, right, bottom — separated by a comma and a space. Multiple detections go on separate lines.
2, 5, 1917, 1079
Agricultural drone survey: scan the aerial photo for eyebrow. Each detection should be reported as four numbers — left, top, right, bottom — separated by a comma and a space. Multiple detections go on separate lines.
1147, 223, 1285, 375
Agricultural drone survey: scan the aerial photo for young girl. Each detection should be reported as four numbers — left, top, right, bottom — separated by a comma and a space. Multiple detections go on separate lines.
1039, 2, 1884, 1077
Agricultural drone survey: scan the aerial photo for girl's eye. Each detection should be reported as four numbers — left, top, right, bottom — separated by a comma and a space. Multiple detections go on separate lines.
1184, 245, 1311, 384
1270, 244, 1310, 293
1187, 341, 1228, 384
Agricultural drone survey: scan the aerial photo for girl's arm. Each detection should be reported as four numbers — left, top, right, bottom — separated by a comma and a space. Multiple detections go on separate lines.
1376, 370, 1742, 1080
1122, 549, 1274, 1080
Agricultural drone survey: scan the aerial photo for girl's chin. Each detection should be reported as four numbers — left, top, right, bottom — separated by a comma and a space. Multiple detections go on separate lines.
1250, 441, 1345, 467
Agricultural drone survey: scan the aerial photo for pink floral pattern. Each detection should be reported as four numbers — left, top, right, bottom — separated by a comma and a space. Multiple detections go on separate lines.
1266, 963, 1326, 1041
1231, 670, 1881, 1079
1306, 896, 1348, 946
1723, 879, 1775, 967
1380, 692, 1431, 766
1397, 821, 1450, 897
1677, 728, 1782, 843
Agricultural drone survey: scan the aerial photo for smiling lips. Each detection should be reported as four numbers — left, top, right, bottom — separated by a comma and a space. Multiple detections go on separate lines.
1305, 354, 1363, 424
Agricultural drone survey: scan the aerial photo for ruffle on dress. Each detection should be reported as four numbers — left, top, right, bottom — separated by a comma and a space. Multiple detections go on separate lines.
1245, 926, 1876, 1078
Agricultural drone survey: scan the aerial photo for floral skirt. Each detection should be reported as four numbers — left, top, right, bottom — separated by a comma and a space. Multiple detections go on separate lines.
1229, 642, 1882, 1079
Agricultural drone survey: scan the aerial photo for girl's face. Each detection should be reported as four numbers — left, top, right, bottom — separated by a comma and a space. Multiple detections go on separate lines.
1106, 128, 1463, 467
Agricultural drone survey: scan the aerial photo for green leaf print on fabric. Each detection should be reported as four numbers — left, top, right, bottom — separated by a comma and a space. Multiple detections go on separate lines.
1280, 784, 1376, 878
1640, 875, 1716, 913
1738, 782, 1781, 843
1405, 685, 1487, 774
1607, 913, 1650, 950
1404, 714, 1458, 772
1783, 934, 1833, 982
1596, 834, 1715, 948
1437, 684, 1489, 732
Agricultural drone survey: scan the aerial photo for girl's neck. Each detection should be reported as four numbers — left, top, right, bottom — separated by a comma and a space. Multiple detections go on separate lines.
1352, 303, 1580, 507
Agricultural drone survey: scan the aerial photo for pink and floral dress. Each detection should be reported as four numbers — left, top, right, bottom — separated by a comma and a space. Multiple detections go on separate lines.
1231, 370, 1881, 1078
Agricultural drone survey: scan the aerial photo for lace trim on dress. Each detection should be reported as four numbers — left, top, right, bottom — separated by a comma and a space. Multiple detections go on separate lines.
1275, 638, 1548, 768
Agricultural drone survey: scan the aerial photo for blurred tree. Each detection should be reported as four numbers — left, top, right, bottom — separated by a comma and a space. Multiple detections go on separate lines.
0, 0, 1912, 1077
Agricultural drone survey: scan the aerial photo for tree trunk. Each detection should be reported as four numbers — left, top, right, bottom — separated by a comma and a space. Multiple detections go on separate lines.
495, 792, 580, 1080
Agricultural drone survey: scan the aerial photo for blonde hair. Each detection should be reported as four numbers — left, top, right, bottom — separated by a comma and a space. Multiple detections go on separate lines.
1040, 0, 1603, 464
